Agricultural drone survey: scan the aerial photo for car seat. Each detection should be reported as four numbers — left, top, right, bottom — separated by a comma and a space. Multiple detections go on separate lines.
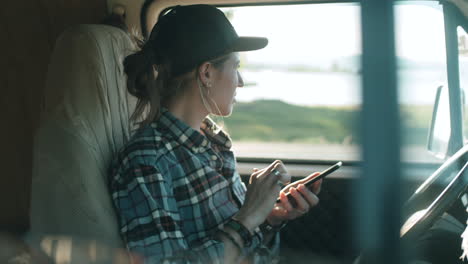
28, 24, 137, 263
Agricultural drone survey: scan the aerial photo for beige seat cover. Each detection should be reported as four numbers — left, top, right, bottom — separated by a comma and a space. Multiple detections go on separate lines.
29, 24, 137, 259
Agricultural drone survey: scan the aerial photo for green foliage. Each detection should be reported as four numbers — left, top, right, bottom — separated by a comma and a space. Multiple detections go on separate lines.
224, 100, 433, 146
225, 100, 359, 144
400, 105, 433, 146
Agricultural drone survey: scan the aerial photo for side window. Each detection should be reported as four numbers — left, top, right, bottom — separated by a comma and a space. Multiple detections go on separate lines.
221, 2, 445, 163
459, 26, 468, 140
395, 2, 446, 164
220, 4, 362, 161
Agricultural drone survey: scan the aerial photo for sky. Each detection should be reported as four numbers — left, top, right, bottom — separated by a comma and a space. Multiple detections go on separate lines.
223, 2, 446, 65
218, 2, 453, 107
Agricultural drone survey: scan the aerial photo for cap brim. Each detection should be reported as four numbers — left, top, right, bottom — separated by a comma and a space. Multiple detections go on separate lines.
231, 37, 268, 52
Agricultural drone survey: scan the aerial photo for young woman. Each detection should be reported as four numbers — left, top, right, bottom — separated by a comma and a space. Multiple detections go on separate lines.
109, 4, 322, 263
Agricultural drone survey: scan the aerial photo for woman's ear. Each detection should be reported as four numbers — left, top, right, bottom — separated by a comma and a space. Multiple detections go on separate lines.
197, 62, 213, 87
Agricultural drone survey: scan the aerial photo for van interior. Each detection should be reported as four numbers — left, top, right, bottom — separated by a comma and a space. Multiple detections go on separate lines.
1, 0, 468, 263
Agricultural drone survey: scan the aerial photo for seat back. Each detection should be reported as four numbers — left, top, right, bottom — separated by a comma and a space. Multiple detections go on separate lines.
30, 24, 136, 249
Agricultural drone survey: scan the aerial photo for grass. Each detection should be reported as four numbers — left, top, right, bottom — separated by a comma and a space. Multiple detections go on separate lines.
222, 100, 433, 146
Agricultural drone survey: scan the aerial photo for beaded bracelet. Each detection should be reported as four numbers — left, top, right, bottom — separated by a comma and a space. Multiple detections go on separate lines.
225, 218, 253, 247
259, 220, 288, 233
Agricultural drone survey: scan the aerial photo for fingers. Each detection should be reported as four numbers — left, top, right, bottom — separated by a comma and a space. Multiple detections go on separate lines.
277, 184, 319, 217
249, 166, 268, 184
267, 168, 325, 223
249, 162, 287, 196
280, 171, 318, 193
254, 160, 289, 186
289, 187, 310, 212
296, 184, 320, 207
270, 161, 291, 184
277, 189, 309, 220
249, 169, 261, 184
278, 190, 293, 212
251, 161, 276, 179
299, 172, 321, 184
296, 172, 323, 194
311, 179, 322, 194
266, 163, 283, 188
276, 161, 291, 183
266, 160, 281, 172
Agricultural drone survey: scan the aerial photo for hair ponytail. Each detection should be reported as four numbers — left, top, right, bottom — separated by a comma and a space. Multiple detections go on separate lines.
106, 12, 193, 127
123, 48, 161, 125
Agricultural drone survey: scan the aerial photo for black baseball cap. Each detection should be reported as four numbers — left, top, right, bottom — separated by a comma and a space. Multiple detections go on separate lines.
147, 4, 268, 76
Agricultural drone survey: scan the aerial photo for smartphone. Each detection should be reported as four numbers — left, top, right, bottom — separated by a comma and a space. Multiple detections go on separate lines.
276, 161, 342, 208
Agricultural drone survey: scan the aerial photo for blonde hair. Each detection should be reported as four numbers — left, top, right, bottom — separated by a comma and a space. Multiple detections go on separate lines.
123, 49, 232, 127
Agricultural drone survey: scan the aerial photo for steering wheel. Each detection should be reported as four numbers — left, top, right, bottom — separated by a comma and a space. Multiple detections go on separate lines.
400, 144, 468, 242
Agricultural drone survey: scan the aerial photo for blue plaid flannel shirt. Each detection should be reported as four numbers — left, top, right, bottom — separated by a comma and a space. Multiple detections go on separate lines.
109, 109, 279, 263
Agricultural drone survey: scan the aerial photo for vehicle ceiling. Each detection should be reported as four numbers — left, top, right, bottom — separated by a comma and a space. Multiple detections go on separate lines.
108, 0, 355, 36
449, 0, 468, 19
108, 0, 467, 36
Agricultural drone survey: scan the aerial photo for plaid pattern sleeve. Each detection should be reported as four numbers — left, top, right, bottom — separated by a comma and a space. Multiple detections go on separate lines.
109, 109, 279, 264
111, 161, 225, 263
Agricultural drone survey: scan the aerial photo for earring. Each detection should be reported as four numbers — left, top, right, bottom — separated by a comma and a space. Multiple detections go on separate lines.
206, 82, 211, 88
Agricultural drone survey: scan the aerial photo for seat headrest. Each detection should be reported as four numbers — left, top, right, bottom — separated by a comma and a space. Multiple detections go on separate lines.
31, 24, 137, 249
43, 24, 137, 151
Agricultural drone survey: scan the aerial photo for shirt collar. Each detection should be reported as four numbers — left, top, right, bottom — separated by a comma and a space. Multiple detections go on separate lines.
201, 117, 233, 150
152, 108, 232, 152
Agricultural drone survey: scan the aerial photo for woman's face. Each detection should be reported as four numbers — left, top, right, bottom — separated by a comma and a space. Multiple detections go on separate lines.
208, 53, 244, 116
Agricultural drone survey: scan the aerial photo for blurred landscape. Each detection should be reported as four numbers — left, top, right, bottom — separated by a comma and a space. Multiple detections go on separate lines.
224, 99, 433, 147
222, 100, 438, 162
218, 3, 451, 163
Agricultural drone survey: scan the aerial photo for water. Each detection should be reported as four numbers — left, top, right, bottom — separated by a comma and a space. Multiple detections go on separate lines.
237, 68, 447, 106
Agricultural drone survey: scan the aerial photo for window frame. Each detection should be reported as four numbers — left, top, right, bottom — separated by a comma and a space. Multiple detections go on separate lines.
444, 2, 465, 156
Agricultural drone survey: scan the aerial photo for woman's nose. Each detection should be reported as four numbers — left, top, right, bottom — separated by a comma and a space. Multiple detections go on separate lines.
237, 71, 244, 88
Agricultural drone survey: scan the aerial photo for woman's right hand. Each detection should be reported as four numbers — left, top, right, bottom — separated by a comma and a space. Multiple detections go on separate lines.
234, 160, 290, 232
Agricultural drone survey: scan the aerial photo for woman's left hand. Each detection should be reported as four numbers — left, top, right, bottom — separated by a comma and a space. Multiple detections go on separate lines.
265, 171, 322, 226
